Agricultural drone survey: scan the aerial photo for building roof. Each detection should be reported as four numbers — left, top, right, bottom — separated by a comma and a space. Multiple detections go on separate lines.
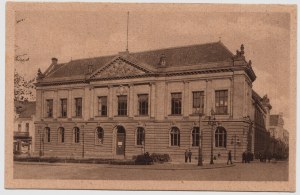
44, 41, 234, 79
15, 101, 36, 118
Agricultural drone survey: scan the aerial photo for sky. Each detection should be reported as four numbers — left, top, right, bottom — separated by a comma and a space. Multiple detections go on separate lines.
14, 4, 292, 131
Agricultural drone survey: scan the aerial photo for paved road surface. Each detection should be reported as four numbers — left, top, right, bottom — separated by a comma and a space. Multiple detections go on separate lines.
13, 161, 288, 181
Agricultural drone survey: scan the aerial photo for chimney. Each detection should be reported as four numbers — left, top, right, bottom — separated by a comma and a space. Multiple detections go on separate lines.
51, 57, 58, 65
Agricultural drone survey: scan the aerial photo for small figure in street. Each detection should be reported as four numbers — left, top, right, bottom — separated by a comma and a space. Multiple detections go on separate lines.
242, 151, 246, 163
188, 149, 192, 163
185, 149, 188, 163
227, 150, 233, 165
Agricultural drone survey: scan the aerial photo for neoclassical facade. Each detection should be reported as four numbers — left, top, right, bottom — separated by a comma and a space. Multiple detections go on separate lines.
34, 41, 257, 162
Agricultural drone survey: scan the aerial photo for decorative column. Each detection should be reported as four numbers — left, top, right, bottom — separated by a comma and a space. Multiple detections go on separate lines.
89, 86, 95, 119
150, 82, 156, 118
164, 82, 169, 117
205, 79, 211, 116
41, 91, 44, 118
35, 89, 42, 120
53, 90, 58, 119
183, 81, 190, 117
84, 87, 90, 120
129, 84, 134, 118
108, 85, 113, 118
67, 89, 72, 118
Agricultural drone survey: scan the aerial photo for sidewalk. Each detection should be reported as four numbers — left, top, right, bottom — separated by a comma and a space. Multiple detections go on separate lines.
14, 160, 236, 170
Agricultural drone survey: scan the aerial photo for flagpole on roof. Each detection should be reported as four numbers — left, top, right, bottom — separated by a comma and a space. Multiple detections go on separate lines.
126, 11, 129, 52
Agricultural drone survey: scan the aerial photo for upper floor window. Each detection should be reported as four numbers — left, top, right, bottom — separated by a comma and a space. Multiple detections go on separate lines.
73, 127, 80, 143
192, 127, 200, 147
58, 127, 65, 143
25, 123, 29, 132
136, 127, 145, 145
75, 98, 82, 117
98, 96, 107, 116
215, 90, 228, 115
192, 91, 204, 114
215, 127, 227, 148
138, 94, 148, 115
18, 124, 21, 132
45, 127, 50, 143
46, 99, 53, 117
96, 127, 104, 144
118, 95, 127, 116
60, 99, 67, 118
170, 127, 180, 146
171, 93, 182, 115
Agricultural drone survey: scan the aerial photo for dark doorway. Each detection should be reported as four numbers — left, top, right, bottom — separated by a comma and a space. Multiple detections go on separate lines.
116, 126, 126, 155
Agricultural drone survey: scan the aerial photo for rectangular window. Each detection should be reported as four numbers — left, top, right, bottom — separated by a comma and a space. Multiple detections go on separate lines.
215, 90, 228, 114
60, 99, 67, 118
98, 96, 107, 116
46, 99, 53, 117
18, 124, 21, 132
118, 95, 127, 116
25, 123, 29, 132
192, 91, 204, 114
138, 94, 148, 115
75, 98, 82, 117
171, 93, 182, 115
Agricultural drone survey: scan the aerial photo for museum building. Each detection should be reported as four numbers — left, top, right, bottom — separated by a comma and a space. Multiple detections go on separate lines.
34, 41, 259, 162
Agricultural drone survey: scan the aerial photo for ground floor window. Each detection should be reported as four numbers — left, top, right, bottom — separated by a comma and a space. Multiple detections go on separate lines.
215, 127, 227, 147
73, 127, 80, 143
45, 127, 50, 143
58, 127, 65, 143
136, 127, 145, 145
192, 127, 200, 146
170, 127, 180, 146
96, 127, 104, 144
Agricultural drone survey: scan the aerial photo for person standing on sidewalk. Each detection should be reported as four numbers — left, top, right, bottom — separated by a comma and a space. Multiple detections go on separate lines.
188, 149, 192, 163
184, 149, 188, 163
227, 150, 233, 165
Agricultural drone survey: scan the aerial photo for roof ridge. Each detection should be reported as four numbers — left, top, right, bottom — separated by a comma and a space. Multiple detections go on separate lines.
51, 41, 229, 65
131, 41, 222, 55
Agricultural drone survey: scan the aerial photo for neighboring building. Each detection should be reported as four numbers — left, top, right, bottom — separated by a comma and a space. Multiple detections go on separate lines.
34, 41, 257, 162
14, 101, 36, 155
251, 92, 272, 154
269, 113, 289, 158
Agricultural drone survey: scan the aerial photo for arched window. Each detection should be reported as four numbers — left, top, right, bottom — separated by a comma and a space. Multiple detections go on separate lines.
96, 127, 104, 144
215, 127, 227, 147
58, 127, 65, 143
45, 127, 51, 143
136, 127, 145, 145
73, 127, 80, 143
170, 127, 180, 146
192, 127, 200, 146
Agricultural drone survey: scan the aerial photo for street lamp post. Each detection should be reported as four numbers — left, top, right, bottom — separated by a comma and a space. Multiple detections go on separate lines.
197, 108, 203, 166
81, 124, 85, 158
208, 109, 217, 165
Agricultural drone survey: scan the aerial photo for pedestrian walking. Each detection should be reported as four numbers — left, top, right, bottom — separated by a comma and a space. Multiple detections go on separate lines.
188, 149, 192, 163
184, 149, 188, 163
242, 151, 246, 163
227, 150, 233, 165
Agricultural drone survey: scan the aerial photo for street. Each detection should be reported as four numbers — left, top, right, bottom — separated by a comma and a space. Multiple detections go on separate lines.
13, 161, 288, 181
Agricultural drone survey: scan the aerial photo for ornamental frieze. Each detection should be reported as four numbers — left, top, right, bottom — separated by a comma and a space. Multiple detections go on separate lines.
91, 58, 146, 79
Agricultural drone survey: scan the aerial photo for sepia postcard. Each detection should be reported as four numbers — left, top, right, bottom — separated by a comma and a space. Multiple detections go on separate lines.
5, 2, 297, 191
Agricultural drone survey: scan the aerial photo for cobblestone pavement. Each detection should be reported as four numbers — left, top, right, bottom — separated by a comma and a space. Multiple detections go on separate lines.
13, 160, 288, 181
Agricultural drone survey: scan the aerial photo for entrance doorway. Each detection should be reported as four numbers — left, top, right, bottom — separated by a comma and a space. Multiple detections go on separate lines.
116, 126, 126, 155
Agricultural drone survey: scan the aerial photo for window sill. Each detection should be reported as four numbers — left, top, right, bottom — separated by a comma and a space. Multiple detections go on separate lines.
189, 113, 204, 116
94, 115, 108, 118
134, 115, 149, 117
72, 116, 83, 118
168, 114, 183, 116
114, 115, 129, 117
